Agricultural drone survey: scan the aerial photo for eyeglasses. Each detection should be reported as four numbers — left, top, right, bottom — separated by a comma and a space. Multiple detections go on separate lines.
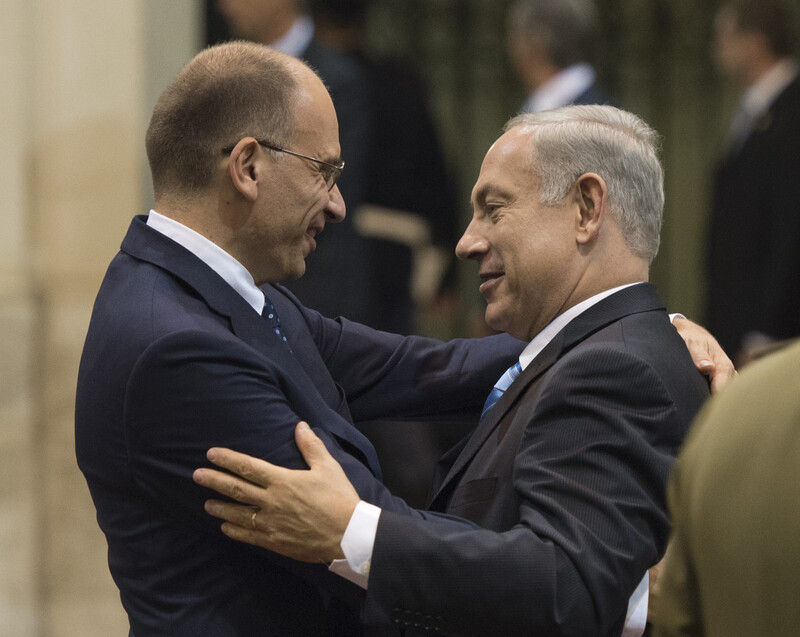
222, 139, 345, 191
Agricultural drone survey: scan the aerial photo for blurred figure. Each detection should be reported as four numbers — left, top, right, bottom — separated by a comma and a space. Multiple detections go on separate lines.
652, 338, 800, 637
309, 0, 461, 337
215, 0, 373, 324
706, 0, 800, 365
507, 0, 609, 113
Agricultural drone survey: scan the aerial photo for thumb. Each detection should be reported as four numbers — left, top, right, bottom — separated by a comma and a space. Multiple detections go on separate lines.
294, 421, 331, 468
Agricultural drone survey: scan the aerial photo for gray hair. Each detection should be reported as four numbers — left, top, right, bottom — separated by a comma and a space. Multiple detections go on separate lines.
506, 105, 664, 262
507, 0, 597, 68
146, 41, 302, 198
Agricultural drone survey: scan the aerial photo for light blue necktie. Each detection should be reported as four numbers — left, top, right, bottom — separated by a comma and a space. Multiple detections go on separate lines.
481, 361, 522, 420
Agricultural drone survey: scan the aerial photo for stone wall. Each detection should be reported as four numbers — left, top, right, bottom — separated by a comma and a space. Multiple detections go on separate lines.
0, 2, 198, 635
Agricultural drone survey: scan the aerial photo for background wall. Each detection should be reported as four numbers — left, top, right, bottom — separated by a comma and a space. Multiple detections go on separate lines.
1, 1, 797, 635
1, 2, 199, 635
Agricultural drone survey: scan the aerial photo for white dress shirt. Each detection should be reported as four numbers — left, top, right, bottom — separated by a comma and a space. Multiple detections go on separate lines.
146, 210, 265, 315
727, 57, 798, 149
521, 62, 597, 113
270, 15, 315, 58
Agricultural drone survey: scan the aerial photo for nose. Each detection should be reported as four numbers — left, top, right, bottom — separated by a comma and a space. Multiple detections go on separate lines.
455, 219, 488, 261
324, 184, 346, 223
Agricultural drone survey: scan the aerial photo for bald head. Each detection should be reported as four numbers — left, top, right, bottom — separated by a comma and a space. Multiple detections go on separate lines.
146, 41, 318, 199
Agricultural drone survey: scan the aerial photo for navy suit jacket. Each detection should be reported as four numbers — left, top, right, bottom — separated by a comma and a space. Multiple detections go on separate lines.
364, 285, 709, 636
75, 216, 521, 636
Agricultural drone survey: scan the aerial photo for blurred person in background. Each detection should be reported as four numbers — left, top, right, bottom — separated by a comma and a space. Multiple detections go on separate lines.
706, 0, 800, 366
507, 0, 610, 114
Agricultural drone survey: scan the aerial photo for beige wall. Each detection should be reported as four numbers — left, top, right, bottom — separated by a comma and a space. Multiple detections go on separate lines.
0, 1, 199, 635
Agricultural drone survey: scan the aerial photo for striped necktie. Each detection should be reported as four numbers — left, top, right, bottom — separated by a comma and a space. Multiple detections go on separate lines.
480, 361, 522, 420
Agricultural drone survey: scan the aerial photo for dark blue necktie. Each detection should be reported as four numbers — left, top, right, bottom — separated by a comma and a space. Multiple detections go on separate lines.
480, 361, 522, 420
263, 294, 288, 343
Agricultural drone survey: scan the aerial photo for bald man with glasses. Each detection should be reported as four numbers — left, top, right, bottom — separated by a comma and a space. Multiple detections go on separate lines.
75, 41, 530, 637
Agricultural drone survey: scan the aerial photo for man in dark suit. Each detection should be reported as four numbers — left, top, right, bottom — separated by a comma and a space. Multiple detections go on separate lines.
75, 42, 523, 636
194, 105, 711, 636
706, 0, 800, 364
507, 0, 610, 114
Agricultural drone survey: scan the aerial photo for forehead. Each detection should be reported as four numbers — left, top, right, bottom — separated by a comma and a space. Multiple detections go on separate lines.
472, 126, 537, 201
291, 69, 340, 154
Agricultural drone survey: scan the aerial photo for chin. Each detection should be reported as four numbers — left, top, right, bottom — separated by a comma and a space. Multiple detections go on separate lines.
289, 259, 307, 280
484, 307, 505, 334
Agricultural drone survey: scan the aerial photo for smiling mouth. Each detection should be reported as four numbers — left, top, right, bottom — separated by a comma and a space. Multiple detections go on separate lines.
478, 272, 504, 295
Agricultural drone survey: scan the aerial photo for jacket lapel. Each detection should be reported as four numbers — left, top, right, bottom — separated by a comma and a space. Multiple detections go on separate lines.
121, 216, 383, 476
429, 334, 563, 509
430, 283, 666, 509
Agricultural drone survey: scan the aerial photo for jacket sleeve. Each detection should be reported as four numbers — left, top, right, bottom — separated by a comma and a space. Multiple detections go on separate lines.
122, 327, 444, 602
308, 312, 526, 422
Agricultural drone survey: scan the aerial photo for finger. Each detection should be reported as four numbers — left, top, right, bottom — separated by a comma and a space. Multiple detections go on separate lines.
193, 467, 267, 505
294, 421, 333, 469
204, 499, 260, 527
219, 522, 327, 563
710, 366, 737, 393
219, 521, 275, 550
205, 447, 281, 487
694, 359, 714, 374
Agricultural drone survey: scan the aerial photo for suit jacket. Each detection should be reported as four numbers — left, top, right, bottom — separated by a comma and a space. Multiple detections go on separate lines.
652, 339, 800, 637
364, 284, 710, 636
706, 74, 800, 354
75, 216, 522, 636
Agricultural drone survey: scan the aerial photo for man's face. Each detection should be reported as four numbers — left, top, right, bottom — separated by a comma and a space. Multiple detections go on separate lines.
712, 9, 752, 82
216, 0, 295, 42
457, 126, 579, 341
246, 72, 346, 284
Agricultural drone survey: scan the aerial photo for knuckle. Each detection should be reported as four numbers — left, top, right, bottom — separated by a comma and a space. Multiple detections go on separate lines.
229, 482, 247, 502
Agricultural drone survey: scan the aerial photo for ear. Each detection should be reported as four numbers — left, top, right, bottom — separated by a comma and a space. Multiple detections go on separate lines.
575, 173, 608, 246
227, 138, 263, 202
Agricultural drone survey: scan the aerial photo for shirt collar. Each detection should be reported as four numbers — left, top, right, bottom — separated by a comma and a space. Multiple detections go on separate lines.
146, 210, 266, 315
523, 63, 596, 113
271, 15, 315, 58
518, 282, 643, 370
740, 58, 798, 118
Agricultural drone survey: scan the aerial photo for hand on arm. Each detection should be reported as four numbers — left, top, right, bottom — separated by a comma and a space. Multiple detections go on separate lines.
193, 421, 360, 563
672, 316, 736, 392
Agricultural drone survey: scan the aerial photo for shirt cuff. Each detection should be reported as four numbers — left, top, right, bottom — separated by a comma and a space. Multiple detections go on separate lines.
668, 313, 685, 324
328, 500, 381, 590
